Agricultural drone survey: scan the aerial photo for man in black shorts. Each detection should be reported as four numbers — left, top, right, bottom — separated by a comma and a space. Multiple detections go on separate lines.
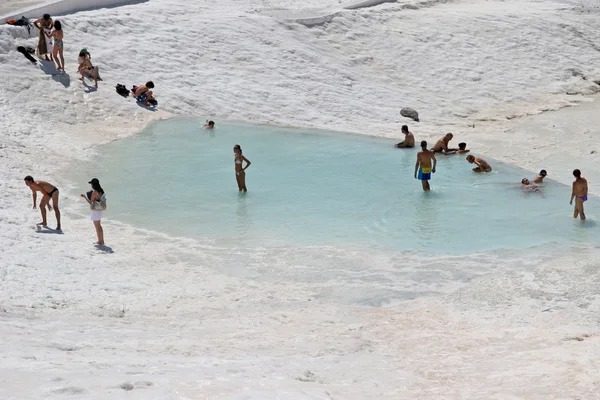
24, 175, 61, 230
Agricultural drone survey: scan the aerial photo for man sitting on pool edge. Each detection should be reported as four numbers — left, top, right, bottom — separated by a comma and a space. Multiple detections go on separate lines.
395, 125, 414, 148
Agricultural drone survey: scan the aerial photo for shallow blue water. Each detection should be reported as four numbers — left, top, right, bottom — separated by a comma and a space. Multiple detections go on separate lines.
74, 118, 597, 254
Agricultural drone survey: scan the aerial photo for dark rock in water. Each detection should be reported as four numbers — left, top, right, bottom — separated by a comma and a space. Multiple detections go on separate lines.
400, 108, 419, 122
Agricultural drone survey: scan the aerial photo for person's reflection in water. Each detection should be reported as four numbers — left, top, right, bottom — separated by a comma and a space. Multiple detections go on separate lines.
236, 194, 251, 242
413, 190, 438, 249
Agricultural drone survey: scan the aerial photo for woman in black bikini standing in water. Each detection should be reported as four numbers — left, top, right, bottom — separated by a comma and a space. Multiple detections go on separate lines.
233, 144, 251, 192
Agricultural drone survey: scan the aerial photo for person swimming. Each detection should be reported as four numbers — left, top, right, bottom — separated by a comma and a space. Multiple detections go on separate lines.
521, 178, 541, 192
456, 142, 470, 154
533, 169, 547, 184
204, 120, 215, 129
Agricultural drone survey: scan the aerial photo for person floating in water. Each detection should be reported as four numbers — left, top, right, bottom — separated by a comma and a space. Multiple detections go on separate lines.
466, 155, 492, 172
533, 169, 547, 183
395, 125, 414, 148
233, 144, 251, 192
24, 175, 61, 230
521, 178, 541, 192
431, 133, 457, 153
570, 169, 588, 221
414, 140, 436, 192
204, 120, 215, 129
456, 142, 470, 154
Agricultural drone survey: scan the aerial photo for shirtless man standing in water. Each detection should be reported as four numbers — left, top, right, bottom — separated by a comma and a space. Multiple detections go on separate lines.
570, 169, 588, 221
414, 140, 436, 191
24, 176, 61, 230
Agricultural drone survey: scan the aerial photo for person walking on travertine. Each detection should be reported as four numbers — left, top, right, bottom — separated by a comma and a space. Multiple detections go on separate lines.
24, 175, 61, 231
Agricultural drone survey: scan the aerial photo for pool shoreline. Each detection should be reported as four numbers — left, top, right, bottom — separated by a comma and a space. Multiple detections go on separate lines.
68, 117, 597, 258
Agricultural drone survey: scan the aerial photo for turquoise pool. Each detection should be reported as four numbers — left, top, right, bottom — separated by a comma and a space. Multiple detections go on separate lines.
72, 118, 597, 254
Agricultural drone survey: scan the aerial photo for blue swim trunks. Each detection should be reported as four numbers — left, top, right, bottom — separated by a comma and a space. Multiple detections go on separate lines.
418, 167, 432, 181
578, 195, 588, 202
137, 92, 148, 102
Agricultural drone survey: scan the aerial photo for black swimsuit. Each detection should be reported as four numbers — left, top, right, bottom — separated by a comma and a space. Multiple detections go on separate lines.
48, 187, 58, 197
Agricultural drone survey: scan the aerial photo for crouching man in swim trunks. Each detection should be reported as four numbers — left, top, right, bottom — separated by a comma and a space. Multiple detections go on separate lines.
414, 140, 436, 192
466, 155, 492, 173
24, 176, 61, 230
134, 81, 155, 105
570, 169, 588, 221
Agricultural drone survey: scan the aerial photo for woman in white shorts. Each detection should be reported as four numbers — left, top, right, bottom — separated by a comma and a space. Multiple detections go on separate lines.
80, 178, 106, 245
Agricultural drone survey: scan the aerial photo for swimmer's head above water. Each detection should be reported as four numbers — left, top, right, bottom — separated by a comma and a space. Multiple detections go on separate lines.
522, 178, 530, 185
420, 140, 427, 149
466, 155, 475, 163
458, 142, 467, 150
401, 125, 409, 134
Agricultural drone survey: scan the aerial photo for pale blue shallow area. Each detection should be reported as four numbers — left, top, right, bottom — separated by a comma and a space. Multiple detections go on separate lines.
74, 118, 597, 254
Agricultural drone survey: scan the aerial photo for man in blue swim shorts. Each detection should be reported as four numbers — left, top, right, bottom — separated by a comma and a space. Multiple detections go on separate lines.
414, 140, 437, 192
570, 169, 588, 221
133, 81, 155, 105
